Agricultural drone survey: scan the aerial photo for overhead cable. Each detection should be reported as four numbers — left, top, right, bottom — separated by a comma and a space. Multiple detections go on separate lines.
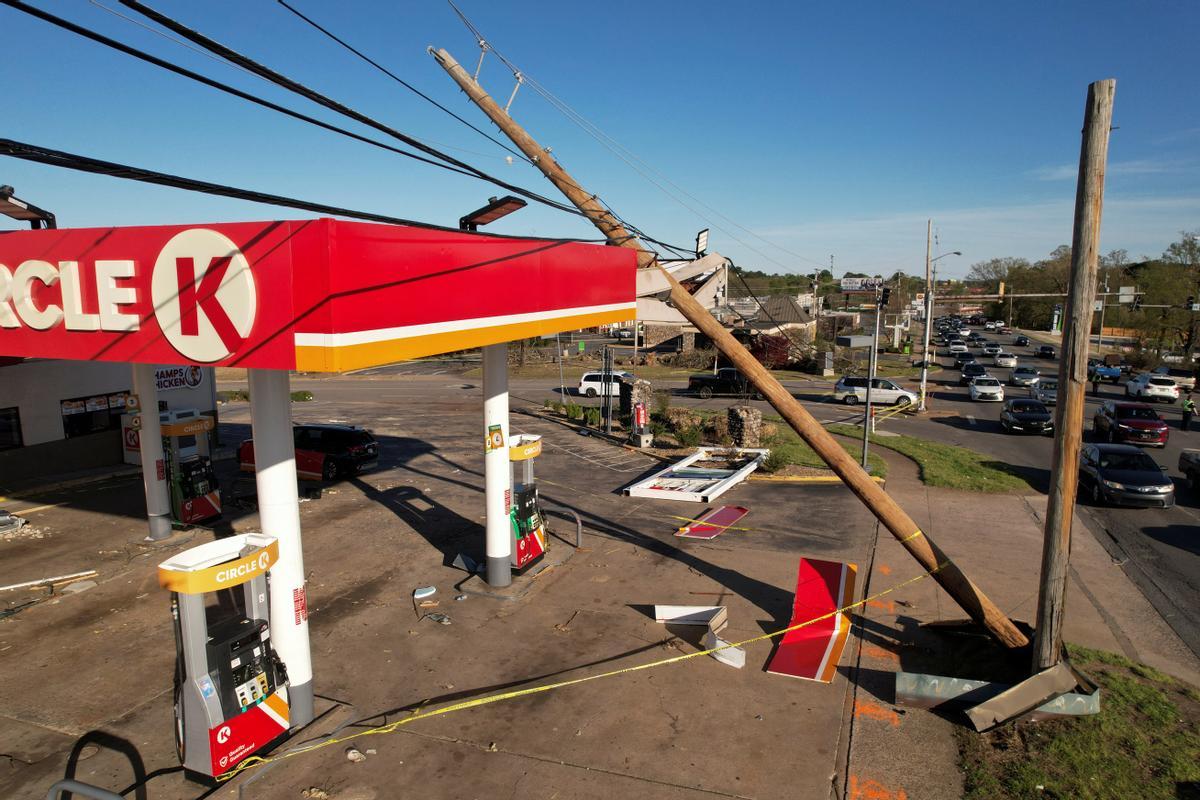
446, 0, 830, 274
115, 0, 587, 217
274, 0, 531, 166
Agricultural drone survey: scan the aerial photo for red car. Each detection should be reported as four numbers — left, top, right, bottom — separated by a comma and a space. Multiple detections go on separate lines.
1091, 401, 1169, 447
239, 424, 379, 481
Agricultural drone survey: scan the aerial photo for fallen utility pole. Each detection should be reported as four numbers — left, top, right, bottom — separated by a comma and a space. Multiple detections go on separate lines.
432, 46, 1029, 649
1033, 79, 1116, 671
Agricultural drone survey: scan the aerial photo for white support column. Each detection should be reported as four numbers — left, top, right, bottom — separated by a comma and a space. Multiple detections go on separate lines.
247, 368, 314, 727
483, 343, 512, 587
132, 363, 172, 541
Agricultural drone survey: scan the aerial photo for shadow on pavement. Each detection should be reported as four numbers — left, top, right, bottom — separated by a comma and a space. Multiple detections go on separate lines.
1142, 523, 1200, 557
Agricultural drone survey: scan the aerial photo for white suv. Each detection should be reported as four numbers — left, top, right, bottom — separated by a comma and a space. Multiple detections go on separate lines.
833, 376, 918, 406
577, 371, 633, 398
1125, 373, 1179, 403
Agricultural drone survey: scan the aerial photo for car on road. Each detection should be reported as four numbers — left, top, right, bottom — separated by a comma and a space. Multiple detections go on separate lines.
1035, 345, 1056, 359
1124, 373, 1179, 404
982, 343, 1002, 356
993, 352, 1018, 368
1087, 360, 1122, 384
687, 368, 756, 400
579, 370, 634, 398
1000, 398, 1053, 435
1078, 443, 1175, 508
1152, 365, 1197, 391
833, 376, 917, 406
1092, 401, 1169, 447
954, 352, 978, 368
614, 329, 636, 342
959, 362, 988, 386
947, 342, 968, 355
1014, 335, 1030, 347
1032, 377, 1059, 405
1179, 450, 1200, 493
239, 423, 379, 482
968, 376, 1005, 402
1010, 366, 1040, 386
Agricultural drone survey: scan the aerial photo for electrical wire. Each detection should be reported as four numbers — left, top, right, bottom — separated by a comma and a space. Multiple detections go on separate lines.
446, 1, 830, 274
114, 0, 590, 217
1, 0, 593, 222
274, 0, 531, 166
728, 259, 817, 355
0, 136, 613, 244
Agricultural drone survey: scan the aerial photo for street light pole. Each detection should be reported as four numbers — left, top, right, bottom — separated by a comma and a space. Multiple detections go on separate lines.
862, 286, 882, 468
918, 239, 961, 412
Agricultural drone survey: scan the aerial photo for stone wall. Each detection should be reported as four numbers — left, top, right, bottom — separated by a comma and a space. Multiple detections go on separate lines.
727, 405, 763, 448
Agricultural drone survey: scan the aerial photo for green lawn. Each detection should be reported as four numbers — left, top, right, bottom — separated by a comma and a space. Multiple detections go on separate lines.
763, 425, 888, 478
825, 423, 1034, 493
960, 644, 1200, 799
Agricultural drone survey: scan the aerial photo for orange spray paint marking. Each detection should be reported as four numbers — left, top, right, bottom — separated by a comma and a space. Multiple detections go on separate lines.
853, 700, 900, 727
849, 775, 908, 800
866, 599, 895, 614
878, 564, 892, 576
861, 644, 901, 664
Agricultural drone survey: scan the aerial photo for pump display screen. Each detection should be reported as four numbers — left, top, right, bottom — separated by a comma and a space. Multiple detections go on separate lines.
206, 617, 278, 716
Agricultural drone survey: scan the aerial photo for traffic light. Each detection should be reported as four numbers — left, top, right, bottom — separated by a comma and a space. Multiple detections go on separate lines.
879, 287, 891, 307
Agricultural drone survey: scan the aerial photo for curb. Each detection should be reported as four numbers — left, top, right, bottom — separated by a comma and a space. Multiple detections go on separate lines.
749, 474, 886, 484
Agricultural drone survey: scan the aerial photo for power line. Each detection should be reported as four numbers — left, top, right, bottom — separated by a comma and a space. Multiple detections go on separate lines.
268, 1, 687, 257
274, 0, 532, 166
115, 0, 590, 216
0, 138, 441, 228
1, 0, 590, 221
445, 1, 830, 274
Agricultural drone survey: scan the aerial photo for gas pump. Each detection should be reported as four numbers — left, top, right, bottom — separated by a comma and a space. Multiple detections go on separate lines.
159, 533, 290, 782
508, 434, 547, 571
161, 409, 221, 525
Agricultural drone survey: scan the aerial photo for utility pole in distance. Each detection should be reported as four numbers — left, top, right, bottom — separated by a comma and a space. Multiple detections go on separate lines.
1033, 78, 1115, 672
919, 220, 934, 411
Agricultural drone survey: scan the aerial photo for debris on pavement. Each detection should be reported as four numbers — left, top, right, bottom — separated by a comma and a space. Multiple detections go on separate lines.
623, 447, 769, 503
653, 605, 744, 668
1, 569, 99, 594
675, 505, 749, 540
345, 746, 367, 762
425, 612, 452, 625
766, 558, 857, 683
0, 510, 29, 535
301, 788, 330, 799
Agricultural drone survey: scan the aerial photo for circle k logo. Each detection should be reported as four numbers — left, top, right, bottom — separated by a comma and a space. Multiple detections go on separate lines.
216, 725, 232, 744
152, 229, 257, 362
257, 552, 270, 571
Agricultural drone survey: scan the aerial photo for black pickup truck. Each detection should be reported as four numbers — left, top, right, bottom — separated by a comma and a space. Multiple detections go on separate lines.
687, 368, 762, 399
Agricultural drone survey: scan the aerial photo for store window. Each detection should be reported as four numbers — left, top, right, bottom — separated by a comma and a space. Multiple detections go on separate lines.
61, 390, 131, 438
0, 407, 21, 450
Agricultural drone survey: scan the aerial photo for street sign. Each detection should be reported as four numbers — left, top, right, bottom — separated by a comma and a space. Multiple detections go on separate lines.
1094, 300, 1104, 312
578, 341, 586, 353
1118, 286, 1136, 303
836, 335, 874, 348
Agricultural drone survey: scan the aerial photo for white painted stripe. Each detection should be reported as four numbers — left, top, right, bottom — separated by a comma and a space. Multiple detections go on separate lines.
813, 564, 849, 681
294, 302, 636, 348
259, 701, 289, 729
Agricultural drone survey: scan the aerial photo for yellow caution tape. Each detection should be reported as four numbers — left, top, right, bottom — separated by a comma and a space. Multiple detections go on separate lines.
219, 562, 948, 781
900, 530, 924, 543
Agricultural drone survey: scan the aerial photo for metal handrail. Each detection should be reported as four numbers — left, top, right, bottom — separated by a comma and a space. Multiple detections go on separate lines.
46, 779, 125, 800
541, 501, 583, 548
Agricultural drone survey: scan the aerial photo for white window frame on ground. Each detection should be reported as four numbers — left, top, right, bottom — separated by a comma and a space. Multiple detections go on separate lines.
623, 447, 770, 503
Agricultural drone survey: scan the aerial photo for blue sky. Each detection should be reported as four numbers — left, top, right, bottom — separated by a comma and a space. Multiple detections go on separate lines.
1, 1, 1197, 279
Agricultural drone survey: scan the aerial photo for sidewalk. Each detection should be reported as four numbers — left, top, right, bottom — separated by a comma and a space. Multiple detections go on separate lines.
841, 449, 1200, 800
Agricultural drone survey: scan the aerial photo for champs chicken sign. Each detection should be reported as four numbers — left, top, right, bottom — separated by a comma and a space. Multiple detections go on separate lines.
0, 219, 637, 371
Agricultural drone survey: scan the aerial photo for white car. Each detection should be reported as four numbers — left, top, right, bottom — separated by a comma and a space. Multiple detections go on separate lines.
982, 344, 1002, 356
994, 352, 1018, 368
1032, 378, 1059, 405
948, 342, 968, 355
577, 370, 633, 398
1125, 373, 1179, 403
969, 376, 1005, 402
984, 321, 997, 330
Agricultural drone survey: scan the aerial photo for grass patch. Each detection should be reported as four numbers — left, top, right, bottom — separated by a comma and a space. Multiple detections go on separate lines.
826, 423, 1033, 493
290, 390, 314, 402
217, 389, 250, 402
762, 425, 887, 477
959, 645, 1200, 800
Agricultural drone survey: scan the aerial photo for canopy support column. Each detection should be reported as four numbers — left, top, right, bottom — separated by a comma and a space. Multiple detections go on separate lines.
132, 363, 171, 542
248, 368, 314, 727
483, 343, 512, 587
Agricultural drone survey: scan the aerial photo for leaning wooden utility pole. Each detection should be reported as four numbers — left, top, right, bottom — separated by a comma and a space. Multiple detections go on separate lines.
432, 46, 1028, 649
1033, 79, 1116, 671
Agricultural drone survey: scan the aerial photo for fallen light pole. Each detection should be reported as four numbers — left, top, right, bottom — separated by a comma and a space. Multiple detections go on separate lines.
433, 45, 1029, 648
